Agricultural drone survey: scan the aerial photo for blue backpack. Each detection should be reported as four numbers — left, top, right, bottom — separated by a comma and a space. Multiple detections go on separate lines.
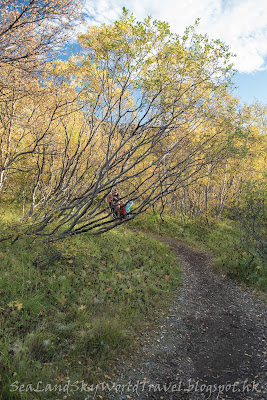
125, 201, 133, 218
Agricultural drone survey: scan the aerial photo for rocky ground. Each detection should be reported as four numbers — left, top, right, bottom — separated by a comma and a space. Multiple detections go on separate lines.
89, 236, 267, 400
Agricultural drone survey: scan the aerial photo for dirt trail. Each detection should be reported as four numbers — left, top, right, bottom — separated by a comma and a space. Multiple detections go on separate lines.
103, 236, 267, 400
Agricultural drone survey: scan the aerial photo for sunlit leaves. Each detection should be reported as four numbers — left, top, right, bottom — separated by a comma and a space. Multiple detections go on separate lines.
7, 300, 23, 311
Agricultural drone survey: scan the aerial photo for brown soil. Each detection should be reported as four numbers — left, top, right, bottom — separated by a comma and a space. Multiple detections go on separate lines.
98, 236, 267, 400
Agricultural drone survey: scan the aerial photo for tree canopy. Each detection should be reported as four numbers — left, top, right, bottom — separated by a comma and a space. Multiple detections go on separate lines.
0, 8, 266, 244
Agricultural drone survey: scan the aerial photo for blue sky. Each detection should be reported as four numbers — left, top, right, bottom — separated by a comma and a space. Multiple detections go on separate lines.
233, 71, 267, 105
71, 0, 267, 106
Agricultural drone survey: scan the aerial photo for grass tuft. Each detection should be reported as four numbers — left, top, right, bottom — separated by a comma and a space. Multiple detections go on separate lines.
0, 223, 180, 399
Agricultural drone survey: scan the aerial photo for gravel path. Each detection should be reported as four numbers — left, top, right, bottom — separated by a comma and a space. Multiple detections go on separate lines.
95, 236, 267, 400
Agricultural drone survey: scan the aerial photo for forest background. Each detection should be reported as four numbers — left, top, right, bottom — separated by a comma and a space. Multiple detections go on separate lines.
0, 1, 266, 398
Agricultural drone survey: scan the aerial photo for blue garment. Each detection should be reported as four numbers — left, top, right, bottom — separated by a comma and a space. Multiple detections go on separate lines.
125, 201, 133, 218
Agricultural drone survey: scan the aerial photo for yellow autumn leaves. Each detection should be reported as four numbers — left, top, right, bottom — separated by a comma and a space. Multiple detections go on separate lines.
8, 301, 23, 311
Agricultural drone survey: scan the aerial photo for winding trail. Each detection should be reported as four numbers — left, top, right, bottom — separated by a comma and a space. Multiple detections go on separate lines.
105, 236, 267, 400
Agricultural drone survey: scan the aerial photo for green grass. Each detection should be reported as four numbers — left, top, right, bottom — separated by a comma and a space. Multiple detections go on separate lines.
1, 207, 266, 399
130, 212, 267, 291
0, 224, 180, 399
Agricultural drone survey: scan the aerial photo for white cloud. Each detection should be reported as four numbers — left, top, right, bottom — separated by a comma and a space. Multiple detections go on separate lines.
80, 0, 267, 73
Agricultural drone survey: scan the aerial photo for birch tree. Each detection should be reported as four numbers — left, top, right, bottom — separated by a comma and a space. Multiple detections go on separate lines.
6, 11, 238, 241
